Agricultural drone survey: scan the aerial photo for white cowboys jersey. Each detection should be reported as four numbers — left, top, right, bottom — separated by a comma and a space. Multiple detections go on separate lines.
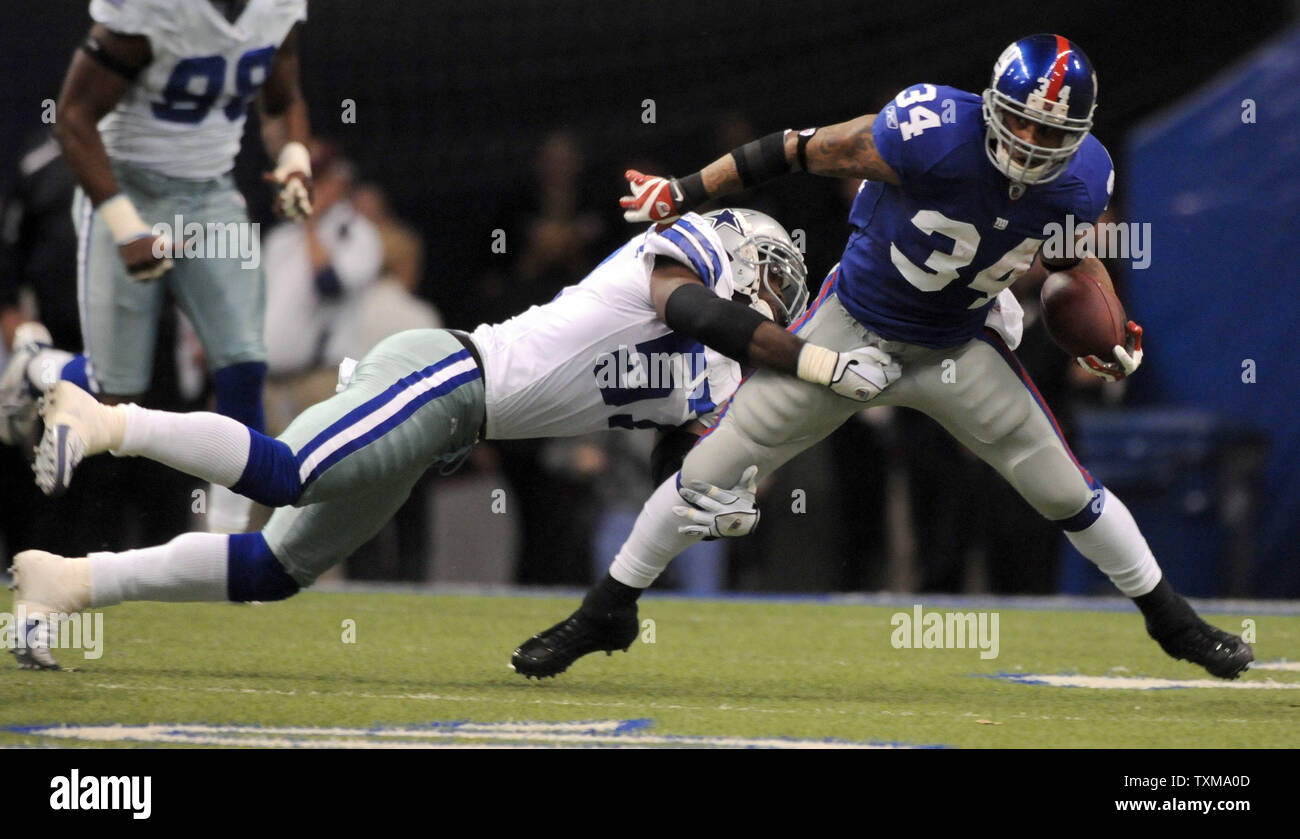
90, 0, 306, 180
472, 213, 745, 440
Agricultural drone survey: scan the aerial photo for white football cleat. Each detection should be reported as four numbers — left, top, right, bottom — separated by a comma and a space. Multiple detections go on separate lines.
33, 381, 124, 496
8, 549, 92, 670
0, 321, 53, 451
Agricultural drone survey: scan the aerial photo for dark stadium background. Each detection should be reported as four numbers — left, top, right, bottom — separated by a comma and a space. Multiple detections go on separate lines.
1, 1, 1296, 595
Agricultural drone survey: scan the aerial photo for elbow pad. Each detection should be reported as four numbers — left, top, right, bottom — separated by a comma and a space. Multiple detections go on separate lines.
663, 282, 766, 364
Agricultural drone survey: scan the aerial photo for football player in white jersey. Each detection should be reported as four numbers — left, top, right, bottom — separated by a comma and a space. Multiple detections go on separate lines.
8, 209, 900, 669
0, 0, 312, 532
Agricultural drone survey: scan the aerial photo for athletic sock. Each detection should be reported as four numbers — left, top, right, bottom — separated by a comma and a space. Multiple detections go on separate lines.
206, 483, 252, 533
88, 532, 230, 606
607, 475, 703, 589
1132, 577, 1201, 639
114, 404, 251, 486
581, 573, 642, 616
1064, 489, 1162, 598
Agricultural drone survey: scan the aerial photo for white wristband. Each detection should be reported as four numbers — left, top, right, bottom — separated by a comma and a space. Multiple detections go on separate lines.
99, 194, 151, 245
796, 343, 838, 386
275, 141, 312, 179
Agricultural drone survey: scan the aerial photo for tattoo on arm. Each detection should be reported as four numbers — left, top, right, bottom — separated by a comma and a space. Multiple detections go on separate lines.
693, 113, 899, 199
801, 114, 899, 184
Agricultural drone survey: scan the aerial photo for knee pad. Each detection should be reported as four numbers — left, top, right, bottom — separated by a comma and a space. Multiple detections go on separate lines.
213, 362, 267, 432
226, 532, 300, 602
1009, 443, 1096, 521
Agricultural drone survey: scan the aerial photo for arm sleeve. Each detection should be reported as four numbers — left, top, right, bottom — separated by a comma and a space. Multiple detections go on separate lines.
662, 281, 766, 365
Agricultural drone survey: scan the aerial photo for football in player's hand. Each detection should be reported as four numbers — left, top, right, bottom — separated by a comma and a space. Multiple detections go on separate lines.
1040, 270, 1127, 361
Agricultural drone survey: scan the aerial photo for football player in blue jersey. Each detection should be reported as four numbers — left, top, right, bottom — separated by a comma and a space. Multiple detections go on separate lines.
513, 34, 1253, 680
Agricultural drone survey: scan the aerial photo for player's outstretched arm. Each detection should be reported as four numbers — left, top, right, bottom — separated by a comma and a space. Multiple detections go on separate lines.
621, 115, 899, 223
649, 262, 899, 401
55, 25, 169, 281
259, 24, 313, 219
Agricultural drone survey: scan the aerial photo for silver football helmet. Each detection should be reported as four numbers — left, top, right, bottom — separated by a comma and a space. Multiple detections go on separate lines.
701, 208, 809, 328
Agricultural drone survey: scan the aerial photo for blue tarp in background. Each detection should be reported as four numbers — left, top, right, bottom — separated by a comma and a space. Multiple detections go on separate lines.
1124, 27, 1300, 595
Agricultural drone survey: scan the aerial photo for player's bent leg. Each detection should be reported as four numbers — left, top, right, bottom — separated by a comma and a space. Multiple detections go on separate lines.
914, 331, 1251, 678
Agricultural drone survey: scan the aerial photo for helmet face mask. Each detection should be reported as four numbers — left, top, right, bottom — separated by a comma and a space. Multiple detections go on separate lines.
702, 209, 809, 328
982, 35, 1097, 191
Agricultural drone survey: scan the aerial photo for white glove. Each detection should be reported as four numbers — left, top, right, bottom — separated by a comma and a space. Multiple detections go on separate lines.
798, 344, 901, 402
673, 465, 760, 538
1078, 320, 1144, 382
265, 141, 313, 219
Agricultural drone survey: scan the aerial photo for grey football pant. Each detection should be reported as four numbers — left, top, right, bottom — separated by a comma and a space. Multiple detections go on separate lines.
263, 329, 484, 585
682, 290, 1100, 527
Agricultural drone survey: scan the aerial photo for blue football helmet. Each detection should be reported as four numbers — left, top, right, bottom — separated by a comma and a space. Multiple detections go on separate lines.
982, 34, 1097, 189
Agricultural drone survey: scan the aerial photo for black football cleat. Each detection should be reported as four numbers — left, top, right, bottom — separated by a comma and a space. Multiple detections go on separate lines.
511, 604, 639, 679
1151, 621, 1253, 680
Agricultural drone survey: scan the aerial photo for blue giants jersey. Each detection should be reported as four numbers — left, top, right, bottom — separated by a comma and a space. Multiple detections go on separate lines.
835, 84, 1114, 348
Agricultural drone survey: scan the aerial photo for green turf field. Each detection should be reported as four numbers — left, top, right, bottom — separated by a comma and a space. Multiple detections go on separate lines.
1, 591, 1296, 748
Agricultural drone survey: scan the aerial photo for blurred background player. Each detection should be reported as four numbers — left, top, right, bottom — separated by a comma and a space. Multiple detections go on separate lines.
0, 0, 313, 534
513, 34, 1253, 681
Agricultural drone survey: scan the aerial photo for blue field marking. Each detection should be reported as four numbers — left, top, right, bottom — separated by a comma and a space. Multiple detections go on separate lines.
3, 720, 946, 749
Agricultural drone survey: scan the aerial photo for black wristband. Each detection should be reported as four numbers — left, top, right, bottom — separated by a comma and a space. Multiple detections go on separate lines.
663, 281, 766, 365
81, 37, 144, 81
795, 128, 818, 172
730, 130, 791, 189
670, 171, 709, 212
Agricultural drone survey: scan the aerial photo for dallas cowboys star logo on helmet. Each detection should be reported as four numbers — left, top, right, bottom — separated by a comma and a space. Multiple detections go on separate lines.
708, 208, 747, 235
